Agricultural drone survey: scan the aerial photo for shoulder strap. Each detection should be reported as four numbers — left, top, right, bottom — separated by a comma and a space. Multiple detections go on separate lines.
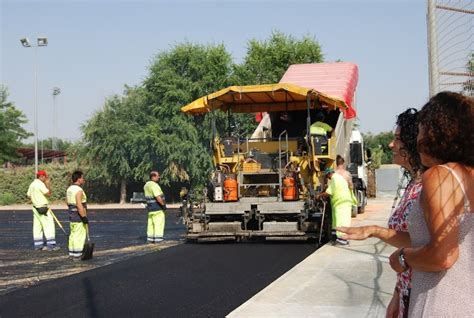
439, 165, 471, 212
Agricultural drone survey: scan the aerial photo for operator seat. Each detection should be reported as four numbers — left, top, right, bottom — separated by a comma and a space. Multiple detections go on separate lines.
222, 136, 238, 157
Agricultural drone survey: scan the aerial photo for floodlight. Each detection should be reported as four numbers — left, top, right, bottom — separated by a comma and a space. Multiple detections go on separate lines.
37, 37, 48, 46
20, 38, 31, 47
19, 35, 48, 173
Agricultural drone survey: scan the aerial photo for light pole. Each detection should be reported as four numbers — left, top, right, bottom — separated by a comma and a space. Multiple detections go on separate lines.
52, 87, 61, 151
20, 36, 48, 173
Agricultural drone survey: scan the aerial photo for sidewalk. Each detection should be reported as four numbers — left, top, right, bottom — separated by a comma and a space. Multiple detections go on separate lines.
228, 197, 396, 317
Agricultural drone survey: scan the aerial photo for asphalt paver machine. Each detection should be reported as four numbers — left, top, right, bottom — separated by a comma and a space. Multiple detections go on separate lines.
180, 63, 366, 243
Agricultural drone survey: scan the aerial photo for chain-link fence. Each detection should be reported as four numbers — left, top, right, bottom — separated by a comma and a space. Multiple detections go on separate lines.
427, 0, 473, 96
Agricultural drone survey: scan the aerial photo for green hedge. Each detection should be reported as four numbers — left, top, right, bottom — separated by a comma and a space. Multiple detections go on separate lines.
0, 163, 76, 205
0, 163, 119, 205
0, 163, 185, 205
0, 192, 16, 205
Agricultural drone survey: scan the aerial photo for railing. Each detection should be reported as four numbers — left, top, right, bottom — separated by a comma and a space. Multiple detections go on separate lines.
278, 130, 289, 201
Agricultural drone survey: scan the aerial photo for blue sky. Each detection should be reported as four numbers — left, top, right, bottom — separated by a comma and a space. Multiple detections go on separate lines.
1, 0, 430, 142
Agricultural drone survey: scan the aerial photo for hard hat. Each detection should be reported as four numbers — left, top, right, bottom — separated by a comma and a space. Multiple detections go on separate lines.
36, 170, 48, 177
324, 167, 334, 175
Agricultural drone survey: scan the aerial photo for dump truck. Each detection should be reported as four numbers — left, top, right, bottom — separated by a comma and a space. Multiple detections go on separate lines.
180, 62, 368, 243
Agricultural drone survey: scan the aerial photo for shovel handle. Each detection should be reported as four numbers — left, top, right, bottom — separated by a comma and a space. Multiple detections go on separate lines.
50, 210, 68, 236
85, 224, 91, 243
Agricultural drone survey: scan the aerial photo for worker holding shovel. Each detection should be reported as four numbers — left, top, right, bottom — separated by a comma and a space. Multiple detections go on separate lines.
66, 170, 92, 260
26, 170, 60, 251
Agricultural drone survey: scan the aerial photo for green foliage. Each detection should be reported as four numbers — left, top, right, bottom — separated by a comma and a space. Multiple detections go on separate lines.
77, 32, 327, 194
143, 43, 239, 185
233, 31, 323, 85
228, 31, 324, 140
363, 131, 394, 168
80, 81, 212, 199
80, 88, 147, 185
0, 85, 32, 164
367, 148, 384, 169
0, 192, 15, 205
145, 43, 233, 108
78, 42, 243, 193
23, 138, 73, 152
0, 163, 72, 204
0, 163, 122, 204
144, 43, 234, 150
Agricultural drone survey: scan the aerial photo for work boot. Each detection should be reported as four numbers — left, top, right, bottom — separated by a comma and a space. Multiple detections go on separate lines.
334, 238, 349, 246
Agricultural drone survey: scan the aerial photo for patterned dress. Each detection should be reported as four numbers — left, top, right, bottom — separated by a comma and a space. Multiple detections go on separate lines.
388, 180, 422, 318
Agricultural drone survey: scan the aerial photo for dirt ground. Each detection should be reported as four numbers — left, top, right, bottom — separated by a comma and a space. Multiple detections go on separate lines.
0, 208, 185, 295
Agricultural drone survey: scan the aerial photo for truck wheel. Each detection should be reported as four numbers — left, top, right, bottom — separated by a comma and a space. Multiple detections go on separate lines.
351, 205, 358, 218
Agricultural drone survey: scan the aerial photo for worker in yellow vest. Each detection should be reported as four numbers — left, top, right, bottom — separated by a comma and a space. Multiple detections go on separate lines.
316, 167, 353, 246
335, 155, 358, 207
144, 171, 166, 243
310, 112, 333, 155
66, 170, 88, 259
26, 170, 60, 251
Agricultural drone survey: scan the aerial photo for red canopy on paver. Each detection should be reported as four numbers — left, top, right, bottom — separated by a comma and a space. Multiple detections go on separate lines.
279, 62, 358, 119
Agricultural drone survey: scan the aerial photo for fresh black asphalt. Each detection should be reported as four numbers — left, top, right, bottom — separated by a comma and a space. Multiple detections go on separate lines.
0, 209, 317, 317
0, 208, 185, 251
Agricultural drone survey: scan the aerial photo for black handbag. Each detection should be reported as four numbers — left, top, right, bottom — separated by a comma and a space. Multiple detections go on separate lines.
34, 206, 49, 215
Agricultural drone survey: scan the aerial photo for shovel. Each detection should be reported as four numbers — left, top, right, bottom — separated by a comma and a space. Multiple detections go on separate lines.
81, 224, 95, 260
50, 210, 68, 237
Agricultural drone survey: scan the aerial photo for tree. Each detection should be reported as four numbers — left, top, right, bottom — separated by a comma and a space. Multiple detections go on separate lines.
80, 87, 149, 203
230, 31, 325, 138
233, 31, 324, 85
0, 85, 32, 164
79, 34, 328, 199
142, 43, 235, 185
23, 137, 73, 152
144, 43, 234, 145
362, 131, 394, 168
79, 44, 236, 202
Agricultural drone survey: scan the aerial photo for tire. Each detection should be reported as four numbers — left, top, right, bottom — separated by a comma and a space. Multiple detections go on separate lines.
351, 205, 358, 218
358, 193, 367, 214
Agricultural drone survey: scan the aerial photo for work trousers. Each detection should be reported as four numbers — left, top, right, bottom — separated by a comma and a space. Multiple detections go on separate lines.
69, 222, 86, 257
32, 208, 56, 249
331, 203, 352, 238
147, 210, 165, 243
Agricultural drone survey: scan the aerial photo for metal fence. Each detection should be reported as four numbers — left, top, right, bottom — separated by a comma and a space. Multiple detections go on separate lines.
427, 0, 473, 96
